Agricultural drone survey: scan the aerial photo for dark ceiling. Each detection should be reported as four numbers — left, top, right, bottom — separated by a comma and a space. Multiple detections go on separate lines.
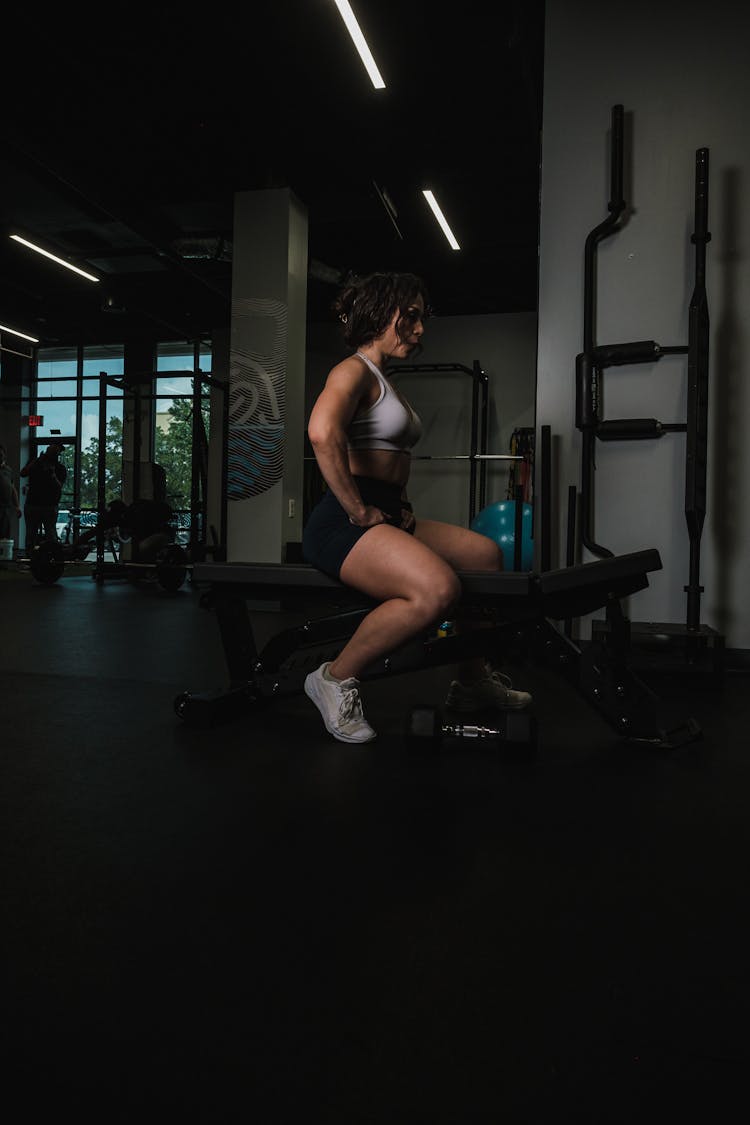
0, 1, 545, 350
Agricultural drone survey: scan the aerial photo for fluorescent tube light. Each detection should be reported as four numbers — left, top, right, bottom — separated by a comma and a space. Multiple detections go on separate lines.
0, 322, 40, 343
422, 191, 461, 250
333, 0, 386, 89
10, 234, 100, 282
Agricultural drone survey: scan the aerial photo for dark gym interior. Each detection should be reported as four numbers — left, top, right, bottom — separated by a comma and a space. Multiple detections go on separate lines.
3, 2, 750, 1122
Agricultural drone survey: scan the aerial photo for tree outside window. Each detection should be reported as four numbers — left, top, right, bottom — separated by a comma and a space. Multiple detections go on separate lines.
155, 396, 210, 514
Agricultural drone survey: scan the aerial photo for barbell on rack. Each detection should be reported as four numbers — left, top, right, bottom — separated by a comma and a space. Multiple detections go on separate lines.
413, 454, 522, 462
27, 540, 190, 592
304, 454, 522, 462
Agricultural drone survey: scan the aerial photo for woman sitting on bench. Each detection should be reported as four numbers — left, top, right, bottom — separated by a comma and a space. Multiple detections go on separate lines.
302, 270, 532, 744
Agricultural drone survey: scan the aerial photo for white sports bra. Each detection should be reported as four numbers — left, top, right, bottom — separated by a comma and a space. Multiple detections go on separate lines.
347, 352, 422, 453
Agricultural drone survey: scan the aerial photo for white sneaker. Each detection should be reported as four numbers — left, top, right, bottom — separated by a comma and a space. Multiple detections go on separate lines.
445, 667, 533, 712
304, 662, 377, 743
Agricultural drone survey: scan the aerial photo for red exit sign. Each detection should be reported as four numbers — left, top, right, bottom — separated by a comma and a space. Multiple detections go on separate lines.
27, 415, 44, 427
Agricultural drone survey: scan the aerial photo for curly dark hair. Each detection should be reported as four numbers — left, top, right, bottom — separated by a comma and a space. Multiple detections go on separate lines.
332, 271, 430, 349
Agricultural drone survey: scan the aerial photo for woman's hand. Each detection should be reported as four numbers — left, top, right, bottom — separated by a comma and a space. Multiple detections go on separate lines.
348, 505, 392, 528
399, 498, 415, 531
400, 506, 416, 531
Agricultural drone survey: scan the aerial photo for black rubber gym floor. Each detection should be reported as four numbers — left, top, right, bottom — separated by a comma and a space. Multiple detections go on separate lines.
2, 567, 748, 1121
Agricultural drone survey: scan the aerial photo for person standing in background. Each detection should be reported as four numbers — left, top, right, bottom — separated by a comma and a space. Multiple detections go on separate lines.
0, 443, 22, 540
20, 442, 67, 550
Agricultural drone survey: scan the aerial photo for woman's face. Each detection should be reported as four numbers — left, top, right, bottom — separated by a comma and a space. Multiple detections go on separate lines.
380, 294, 427, 356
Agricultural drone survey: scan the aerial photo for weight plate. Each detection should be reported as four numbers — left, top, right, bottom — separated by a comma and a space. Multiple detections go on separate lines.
155, 545, 188, 591
29, 541, 66, 584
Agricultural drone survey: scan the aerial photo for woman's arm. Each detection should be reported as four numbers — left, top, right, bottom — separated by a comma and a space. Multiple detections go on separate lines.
307, 359, 387, 527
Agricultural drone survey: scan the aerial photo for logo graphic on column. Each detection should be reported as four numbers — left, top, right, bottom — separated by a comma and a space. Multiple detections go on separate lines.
228, 296, 287, 499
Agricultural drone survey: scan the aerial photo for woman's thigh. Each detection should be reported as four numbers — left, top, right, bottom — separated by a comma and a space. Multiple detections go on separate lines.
339, 523, 461, 604
414, 518, 503, 572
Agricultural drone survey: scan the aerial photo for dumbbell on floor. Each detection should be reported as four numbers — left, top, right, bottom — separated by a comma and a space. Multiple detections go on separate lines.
405, 704, 538, 752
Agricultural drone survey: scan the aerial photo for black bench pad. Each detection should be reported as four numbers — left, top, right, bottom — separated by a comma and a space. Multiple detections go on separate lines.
193, 549, 662, 621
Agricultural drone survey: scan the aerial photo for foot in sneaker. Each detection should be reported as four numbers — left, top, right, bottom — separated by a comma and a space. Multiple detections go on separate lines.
304, 662, 377, 743
445, 666, 532, 711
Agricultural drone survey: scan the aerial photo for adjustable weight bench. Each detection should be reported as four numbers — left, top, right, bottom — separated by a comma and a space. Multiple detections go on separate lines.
177, 549, 701, 750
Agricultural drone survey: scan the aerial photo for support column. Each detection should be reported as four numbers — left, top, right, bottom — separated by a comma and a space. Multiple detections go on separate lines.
227, 188, 308, 562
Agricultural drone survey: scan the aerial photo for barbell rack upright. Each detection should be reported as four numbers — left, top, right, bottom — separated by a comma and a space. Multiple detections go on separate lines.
577, 106, 722, 673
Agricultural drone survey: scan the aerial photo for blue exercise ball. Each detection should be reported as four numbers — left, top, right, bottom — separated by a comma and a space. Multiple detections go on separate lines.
470, 500, 534, 571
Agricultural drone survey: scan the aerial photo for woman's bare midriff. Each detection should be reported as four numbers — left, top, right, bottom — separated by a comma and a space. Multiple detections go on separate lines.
348, 448, 411, 488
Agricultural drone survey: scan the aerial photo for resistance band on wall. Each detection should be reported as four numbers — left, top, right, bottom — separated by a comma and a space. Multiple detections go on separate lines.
506, 428, 534, 504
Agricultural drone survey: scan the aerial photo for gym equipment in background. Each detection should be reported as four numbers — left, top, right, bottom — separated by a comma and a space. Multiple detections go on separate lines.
506, 427, 535, 505
28, 539, 190, 591
388, 361, 524, 523
176, 549, 701, 753
389, 360, 488, 523
470, 499, 534, 571
90, 369, 227, 585
574, 103, 723, 674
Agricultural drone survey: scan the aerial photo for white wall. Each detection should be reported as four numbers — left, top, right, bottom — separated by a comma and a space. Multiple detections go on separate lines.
538, 0, 750, 648
305, 311, 537, 529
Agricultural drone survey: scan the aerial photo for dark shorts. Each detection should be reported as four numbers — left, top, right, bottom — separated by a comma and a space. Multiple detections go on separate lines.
302, 476, 414, 580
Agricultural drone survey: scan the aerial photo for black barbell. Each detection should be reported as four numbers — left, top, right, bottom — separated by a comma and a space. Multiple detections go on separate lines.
28, 540, 189, 592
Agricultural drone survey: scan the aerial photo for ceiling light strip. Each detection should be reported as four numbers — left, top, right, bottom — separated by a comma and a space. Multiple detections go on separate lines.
10, 234, 100, 282
0, 322, 40, 343
332, 0, 386, 89
422, 191, 461, 250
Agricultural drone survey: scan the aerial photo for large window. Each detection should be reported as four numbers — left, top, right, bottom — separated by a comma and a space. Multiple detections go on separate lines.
81, 345, 124, 508
154, 342, 212, 540
29, 340, 213, 546
34, 348, 77, 448
25, 349, 76, 530
33, 344, 125, 516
